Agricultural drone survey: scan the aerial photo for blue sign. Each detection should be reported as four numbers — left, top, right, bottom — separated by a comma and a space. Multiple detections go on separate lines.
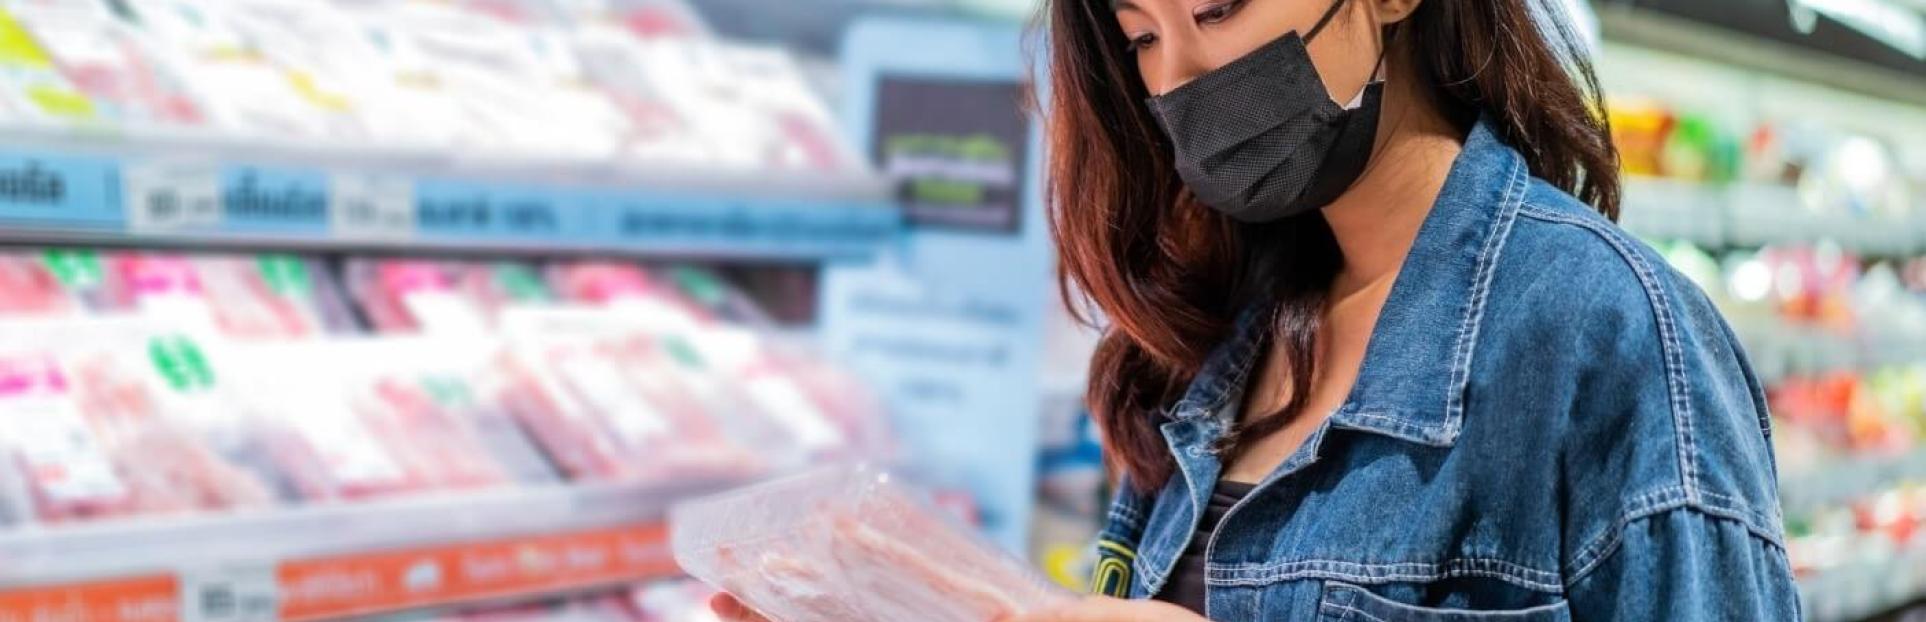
821, 16, 1051, 550
219, 166, 330, 235
0, 151, 123, 229
415, 180, 591, 246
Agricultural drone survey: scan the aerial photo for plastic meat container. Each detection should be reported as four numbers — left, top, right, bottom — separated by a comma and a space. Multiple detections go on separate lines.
670, 465, 1072, 622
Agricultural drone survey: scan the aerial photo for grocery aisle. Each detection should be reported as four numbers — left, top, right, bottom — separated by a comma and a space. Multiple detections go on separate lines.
0, 0, 1919, 621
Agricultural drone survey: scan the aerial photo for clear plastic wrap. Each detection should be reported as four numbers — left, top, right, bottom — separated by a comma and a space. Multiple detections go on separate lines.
346, 259, 553, 334
226, 338, 554, 501
0, 334, 278, 525
489, 333, 768, 481
105, 252, 352, 339
671, 465, 1073, 622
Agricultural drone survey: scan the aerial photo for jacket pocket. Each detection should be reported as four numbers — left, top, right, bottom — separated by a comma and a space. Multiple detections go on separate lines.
1317, 582, 1572, 622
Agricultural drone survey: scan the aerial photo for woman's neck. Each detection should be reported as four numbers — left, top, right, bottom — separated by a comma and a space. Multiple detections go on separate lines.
1321, 79, 1464, 300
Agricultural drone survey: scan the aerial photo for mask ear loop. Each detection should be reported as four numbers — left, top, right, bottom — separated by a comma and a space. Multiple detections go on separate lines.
1303, 0, 1352, 43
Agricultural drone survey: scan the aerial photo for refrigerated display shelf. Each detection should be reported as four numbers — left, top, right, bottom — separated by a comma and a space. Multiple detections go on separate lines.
0, 477, 741, 622
1802, 541, 1926, 622
0, 131, 900, 263
1781, 450, 1926, 521
1621, 180, 1926, 256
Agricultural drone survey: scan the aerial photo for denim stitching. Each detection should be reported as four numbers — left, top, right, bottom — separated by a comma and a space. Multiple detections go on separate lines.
1444, 157, 1527, 438
1208, 558, 1564, 594
1135, 557, 1166, 593
1516, 205, 1700, 500
1320, 602, 1386, 622
1563, 485, 1689, 579
1564, 499, 1788, 585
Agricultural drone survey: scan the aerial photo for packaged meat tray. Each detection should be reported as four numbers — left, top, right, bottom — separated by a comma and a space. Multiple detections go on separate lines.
0, 252, 79, 315
106, 253, 353, 339
490, 333, 767, 481
670, 464, 1072, 622
347, 259, 552, 334
0, 344, 275, 525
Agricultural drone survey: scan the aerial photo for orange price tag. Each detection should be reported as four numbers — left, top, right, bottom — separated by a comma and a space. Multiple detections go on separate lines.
0, 575, 179, 622
277, 522, 675, 621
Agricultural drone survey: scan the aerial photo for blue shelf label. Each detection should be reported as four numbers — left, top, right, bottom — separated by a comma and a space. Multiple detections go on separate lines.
416, 180, 591, 246
219, 166, 330, 235
605, 193, 896, 255
0, 151, 123, 229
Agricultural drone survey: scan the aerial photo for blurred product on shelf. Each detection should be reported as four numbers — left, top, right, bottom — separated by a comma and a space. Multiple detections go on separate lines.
0, 0, 857, 175
345, 259, 552, 334
1610, 95, 1923, 258
1648, 234, 1926, 620
0, 247, 890, 534
670, 464, 1072, 622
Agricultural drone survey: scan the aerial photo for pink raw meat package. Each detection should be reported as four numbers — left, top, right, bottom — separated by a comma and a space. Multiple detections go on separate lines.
670, 464, 1073, 622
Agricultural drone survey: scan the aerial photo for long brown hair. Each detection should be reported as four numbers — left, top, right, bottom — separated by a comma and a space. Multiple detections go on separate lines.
1046, 0, 1620, 489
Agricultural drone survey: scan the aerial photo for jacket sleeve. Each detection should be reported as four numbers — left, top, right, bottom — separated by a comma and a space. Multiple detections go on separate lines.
1558, 273, 1802, 621
1565, 506, 1801, 621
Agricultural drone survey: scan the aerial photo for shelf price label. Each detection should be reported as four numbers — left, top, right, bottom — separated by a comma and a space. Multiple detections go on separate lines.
330, 174, 415, 241
180, 563, 277, 622
277, 523, 673, 621
219, 167, 330, 235
415, 181, 584, 245
124, 161, 221, 234
0, 575, 180, 622
0, 151, 123, 230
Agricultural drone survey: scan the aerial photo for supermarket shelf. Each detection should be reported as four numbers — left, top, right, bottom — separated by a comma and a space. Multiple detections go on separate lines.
1620, 180, 1926, 255
1728, 315, 1926, 386
0, 128, 902, 263
1802, 540, 1926, 622
0, 477, 741, 621
1780, 449, 1926, 521
1597, 3, 1926, 107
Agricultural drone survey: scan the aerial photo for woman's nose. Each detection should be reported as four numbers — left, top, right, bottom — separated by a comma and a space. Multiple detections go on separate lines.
1152, 34, 1215, 95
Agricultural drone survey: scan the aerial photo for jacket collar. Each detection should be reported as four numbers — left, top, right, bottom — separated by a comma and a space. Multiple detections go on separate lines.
1166, 118, 1529, 448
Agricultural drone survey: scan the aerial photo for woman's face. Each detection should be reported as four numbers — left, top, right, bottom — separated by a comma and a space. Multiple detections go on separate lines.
1114, 0, 1385, 103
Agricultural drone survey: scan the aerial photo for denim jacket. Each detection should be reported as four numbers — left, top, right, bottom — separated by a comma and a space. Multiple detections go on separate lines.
1090, 120, 1800, 621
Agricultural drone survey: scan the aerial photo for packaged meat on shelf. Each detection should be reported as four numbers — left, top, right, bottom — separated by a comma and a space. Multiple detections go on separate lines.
0, 0, 859, 176
0, 318, 277, 526
670, 464, 1072, 622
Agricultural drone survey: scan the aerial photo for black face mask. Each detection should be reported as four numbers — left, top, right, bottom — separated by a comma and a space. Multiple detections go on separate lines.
1145, 0, 1384, 223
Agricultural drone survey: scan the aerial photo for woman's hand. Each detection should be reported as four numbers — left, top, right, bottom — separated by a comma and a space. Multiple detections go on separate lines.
1003, 596, 1210, 622
709, 593, 770, 622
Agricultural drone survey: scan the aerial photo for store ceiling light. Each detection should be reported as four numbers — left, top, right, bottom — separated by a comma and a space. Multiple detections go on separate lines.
1788, 0, 1926, 59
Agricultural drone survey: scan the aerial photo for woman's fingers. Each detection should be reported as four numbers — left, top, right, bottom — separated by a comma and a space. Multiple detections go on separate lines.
708, 593, 771, 622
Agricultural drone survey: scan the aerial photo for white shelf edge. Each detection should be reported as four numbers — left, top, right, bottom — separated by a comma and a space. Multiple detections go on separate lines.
0, 476, 742, 588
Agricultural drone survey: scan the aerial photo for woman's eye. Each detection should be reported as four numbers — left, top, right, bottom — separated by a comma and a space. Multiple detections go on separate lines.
1195, 1, 1241, 24
1126, 33, 1158, 52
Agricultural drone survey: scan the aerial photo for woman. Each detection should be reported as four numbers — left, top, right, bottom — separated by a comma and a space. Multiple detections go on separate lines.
715, 0, 1800, 619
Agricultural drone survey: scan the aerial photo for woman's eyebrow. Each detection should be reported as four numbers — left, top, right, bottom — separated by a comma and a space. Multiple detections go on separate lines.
1114, 0, 1141, 11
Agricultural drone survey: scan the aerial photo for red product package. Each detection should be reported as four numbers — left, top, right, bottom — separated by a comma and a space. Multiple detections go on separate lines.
106, 253, 327, 339
232, 336, 552, 502
0, 355, 137, 522
67, 353, 276, 517
547, 262, 709, 322
492, 334, 764, 482
257, 375, 517, 502
347, 260, 551, 333
0, 253, 79, 316
0, 348, 274, 524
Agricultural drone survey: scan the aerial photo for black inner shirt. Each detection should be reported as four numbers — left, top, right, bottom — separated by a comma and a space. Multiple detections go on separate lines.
1154, 480, 1258, 617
